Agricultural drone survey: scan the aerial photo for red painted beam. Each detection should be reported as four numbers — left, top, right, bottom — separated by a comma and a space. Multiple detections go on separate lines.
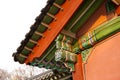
25, 0, 83, 63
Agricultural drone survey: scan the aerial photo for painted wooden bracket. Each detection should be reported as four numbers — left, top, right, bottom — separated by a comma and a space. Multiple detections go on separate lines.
81, 48, 93, 63
55, 49, 77, 71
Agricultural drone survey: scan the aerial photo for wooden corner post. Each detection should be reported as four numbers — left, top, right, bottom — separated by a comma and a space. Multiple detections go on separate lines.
72, 54, 84, 80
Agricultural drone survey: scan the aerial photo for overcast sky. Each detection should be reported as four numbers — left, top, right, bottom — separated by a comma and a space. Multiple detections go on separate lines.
0, 0, 47, 72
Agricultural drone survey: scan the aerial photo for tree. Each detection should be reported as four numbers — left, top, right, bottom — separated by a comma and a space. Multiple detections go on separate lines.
0, 65, 46, 80
0, 69, 10, 80
10, 65, 46, 80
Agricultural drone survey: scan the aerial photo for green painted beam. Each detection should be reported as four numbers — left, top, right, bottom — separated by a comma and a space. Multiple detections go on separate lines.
73, 16, 120, 52
64, 0, 104, 33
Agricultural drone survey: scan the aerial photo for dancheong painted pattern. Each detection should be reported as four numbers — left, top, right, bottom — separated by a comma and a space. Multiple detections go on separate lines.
13, 0, 120, 80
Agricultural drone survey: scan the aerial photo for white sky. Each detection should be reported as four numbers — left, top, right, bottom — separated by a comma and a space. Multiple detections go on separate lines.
0, 0, 47, 72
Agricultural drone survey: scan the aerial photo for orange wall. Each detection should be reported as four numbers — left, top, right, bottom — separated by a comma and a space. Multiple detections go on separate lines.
83, 32, 120, 80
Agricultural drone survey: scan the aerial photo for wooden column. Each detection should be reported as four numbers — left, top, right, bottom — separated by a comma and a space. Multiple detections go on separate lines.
72, 54, 83, 80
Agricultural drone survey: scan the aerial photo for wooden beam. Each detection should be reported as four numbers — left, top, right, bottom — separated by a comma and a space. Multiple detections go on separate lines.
25, 0, 83, 63
61, 29, 76, 39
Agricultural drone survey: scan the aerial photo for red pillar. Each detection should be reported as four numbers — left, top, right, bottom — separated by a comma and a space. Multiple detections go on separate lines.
72, 54, 84, 80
